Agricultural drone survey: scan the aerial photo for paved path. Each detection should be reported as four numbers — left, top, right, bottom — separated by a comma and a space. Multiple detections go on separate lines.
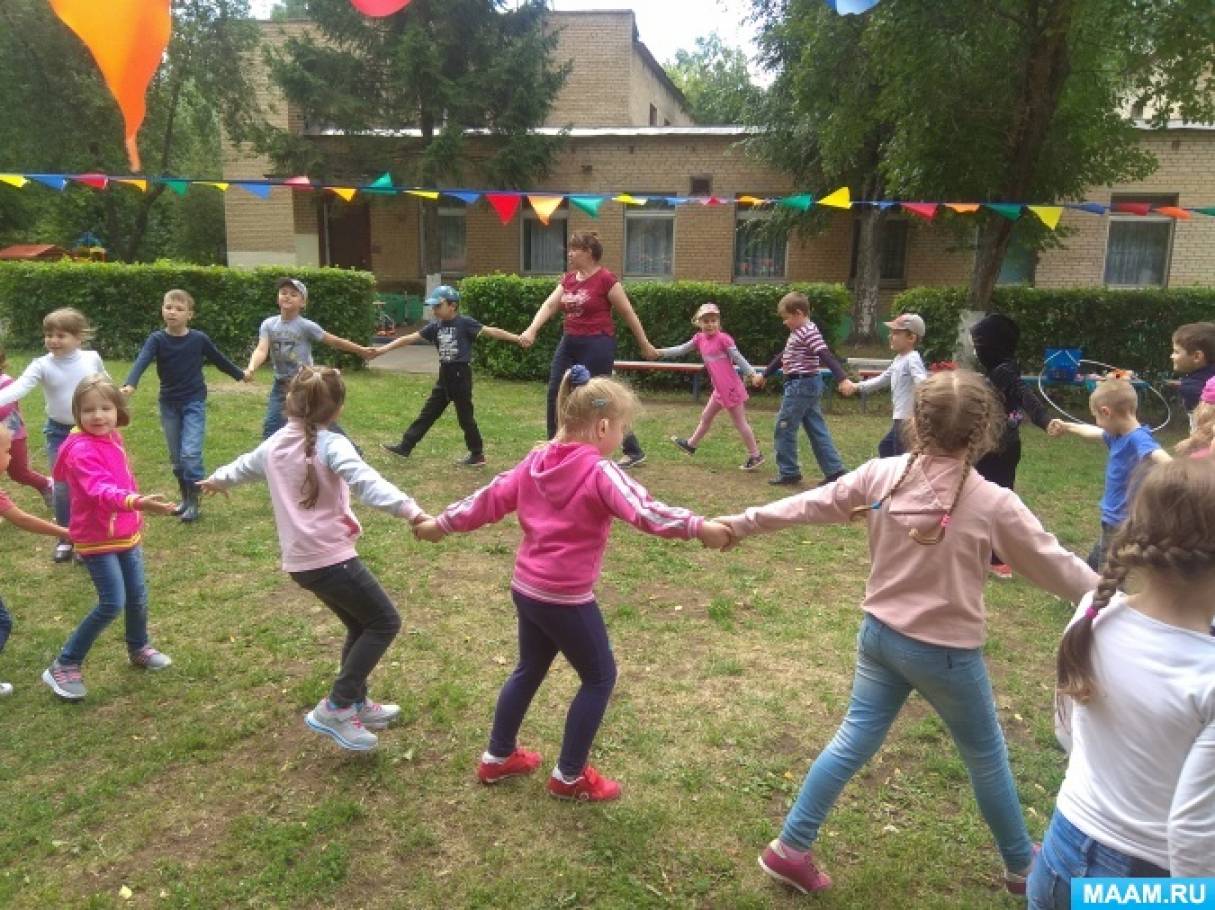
368, 341, 438, 375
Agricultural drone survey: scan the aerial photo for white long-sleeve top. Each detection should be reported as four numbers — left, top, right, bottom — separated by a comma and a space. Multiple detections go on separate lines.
0, 349, 106, 425
1056, 593, 1215, 876
856, 350, 928, 420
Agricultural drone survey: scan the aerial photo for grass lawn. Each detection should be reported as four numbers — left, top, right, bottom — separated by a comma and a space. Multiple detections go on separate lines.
0, 354, 1184, 909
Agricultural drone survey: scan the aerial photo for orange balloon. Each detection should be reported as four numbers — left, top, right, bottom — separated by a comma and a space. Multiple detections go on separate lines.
49, 0, 172, 171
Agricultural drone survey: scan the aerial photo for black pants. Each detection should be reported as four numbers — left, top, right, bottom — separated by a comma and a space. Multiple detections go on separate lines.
290, 557, 401, 708
546, 334, 642, 459
878, 420, 906, 458
398, 362, 483, 456
977, 431, 1022, 564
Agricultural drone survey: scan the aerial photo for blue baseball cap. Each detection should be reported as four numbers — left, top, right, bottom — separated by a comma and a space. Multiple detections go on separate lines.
425, 285, 460, 306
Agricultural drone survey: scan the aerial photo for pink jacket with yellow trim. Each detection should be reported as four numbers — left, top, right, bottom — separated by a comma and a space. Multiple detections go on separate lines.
53, 428, 143, 555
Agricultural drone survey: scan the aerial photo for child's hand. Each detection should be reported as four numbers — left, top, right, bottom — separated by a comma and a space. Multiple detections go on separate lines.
698, 520, 735, 551
838, 378, 857, 397
748, 373, 764, 389
412, 517, 446, 543
196, 480, 228, 498
137, 494, 179, 516
120, 384, 135, 396
242, 369, 254, 383
1047, 419, 1066, 437
641, 342, 660, 361
518, 329, 536, 349
361, 346, 380, 360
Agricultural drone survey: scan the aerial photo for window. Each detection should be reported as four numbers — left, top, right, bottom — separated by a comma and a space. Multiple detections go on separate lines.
734, 207, 786, 280
649, 104, 658, 126
690, 175, 712, 196
997, 233, 1037, 286
522, 208, 567, 274
438, 206, 466, 274
624, 198, 675, 277
849, 219, 908, 284
1104, 194, 1176, 287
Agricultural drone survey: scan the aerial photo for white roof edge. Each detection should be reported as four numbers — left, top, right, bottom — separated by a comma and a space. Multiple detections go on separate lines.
311, 125, 754, 139
1133, 120, 1215, 131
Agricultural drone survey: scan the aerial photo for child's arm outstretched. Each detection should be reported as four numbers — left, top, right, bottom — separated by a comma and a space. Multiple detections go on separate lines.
121, 334, 159, 395
725, 342, 759, 385
417, 461, 528, 542
72, 449, 179, 516
1047, 419, 1104, 440
478, 326, 522, 345
321, 330, 377, 361
321, 433, 429, 523
244, 333, 270, 381
201, 335, 249, 383
198, 440, 273, 496
0, 359, 45, 409
990, 493, 1097, 602
716, 462, 874, 539
371, 330, 424, 357
655, 338, 696, 359
1, 502, 68, 538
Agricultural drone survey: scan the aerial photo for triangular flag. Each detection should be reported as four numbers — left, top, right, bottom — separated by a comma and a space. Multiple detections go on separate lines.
737, 195, 770, 206
700, 196, 724, 206
986, 203, 1023, 221
162, 178, 189, 196
0, 174, 29, 188
350, 0, 413, 15
1066, 202, 1107, 215
235, 181, 272, 199
876, 200, 899, 210
1111, 202, 1151, 216
284, 176, 314, 190
364, 172, 396, 195
485, 192, 521, 224
779, 194, 813, 211
569, 195, 605, 217
613, 194, 646, 205
197, 181, 229, 192
330, 187, 358, 202
945, 203, 979, 214
1028, 205, 1063, 230
114, 178, 147, 191
665, 196, 696, 205
527, 194, 564, 226
444, 191, 480, 205
902, 202, 938, 220
31, 175, 68, 191
74, 173, 109, 189
407, 189, 440, 200
818, 187, 851, 209
1193, 207, 1215, 217
1152, 206, 1190, 220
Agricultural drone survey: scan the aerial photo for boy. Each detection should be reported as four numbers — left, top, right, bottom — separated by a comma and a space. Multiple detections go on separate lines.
1048, 376, 1170, 570
842, 312, 928, 457
245, 277, 374, 439
755, 292, 854, 486
121, 289, 246, 522
378, 285, 521, 466
1170, 322, 1215, 431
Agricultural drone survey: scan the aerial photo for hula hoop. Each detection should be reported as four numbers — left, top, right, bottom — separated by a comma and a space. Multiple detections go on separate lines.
1036, 355, 1172, 433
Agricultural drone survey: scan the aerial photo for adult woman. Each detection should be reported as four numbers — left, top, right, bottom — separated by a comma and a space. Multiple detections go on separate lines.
519, 231, 658, 467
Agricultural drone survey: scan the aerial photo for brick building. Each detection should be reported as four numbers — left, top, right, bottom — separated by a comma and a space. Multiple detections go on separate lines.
222, 11, 1215, 302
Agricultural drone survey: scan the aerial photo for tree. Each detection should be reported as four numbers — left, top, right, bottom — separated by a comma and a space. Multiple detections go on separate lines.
665, 33, 766, 125
251, 0, 569, 274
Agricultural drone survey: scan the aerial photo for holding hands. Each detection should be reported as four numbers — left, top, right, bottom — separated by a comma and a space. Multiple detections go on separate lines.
837, 378, 858, 397
136, 494, 180, 516
518, 329, 536, 350
412, 516, 446, 543
698, 520, 736, 551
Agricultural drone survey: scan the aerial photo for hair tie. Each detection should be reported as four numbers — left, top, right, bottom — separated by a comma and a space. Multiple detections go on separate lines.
939, 515, 951, 529
569, 364, 592, 387
1084, 606, 1099, 620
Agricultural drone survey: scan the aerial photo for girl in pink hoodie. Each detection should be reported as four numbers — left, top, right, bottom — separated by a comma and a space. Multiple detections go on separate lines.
415, 366, 732, 801
718, 370, 1098, 897
43, 376, 178, 702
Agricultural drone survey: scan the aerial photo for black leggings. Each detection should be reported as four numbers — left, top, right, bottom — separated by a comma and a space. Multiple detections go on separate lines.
546, 333, 642, 459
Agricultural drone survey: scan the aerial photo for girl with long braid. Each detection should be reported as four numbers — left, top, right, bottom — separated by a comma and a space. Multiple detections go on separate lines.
717, 370, 1098, 897
200, 367, 431, 752
1029, 460, 1215, 906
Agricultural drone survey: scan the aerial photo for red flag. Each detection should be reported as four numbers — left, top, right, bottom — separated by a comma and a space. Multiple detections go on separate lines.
902, 203, 938, 220
1111, 202, 1151, 216
486, 193, 521, 225
350, 0, 413, 16
284, 176, 314, 190
74, 173, 109, 190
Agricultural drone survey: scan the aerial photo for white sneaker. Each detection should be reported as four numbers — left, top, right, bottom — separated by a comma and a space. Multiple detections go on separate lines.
356, 698, 401, 730
305, 698, 378, 751
0, 682, 12, 697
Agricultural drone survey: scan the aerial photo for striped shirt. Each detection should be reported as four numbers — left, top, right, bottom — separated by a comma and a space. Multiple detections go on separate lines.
782, 322, 829, 375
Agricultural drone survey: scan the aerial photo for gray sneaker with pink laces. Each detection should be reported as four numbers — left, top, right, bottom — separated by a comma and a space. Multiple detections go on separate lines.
42, 660, 86, 700
129, 646, 172, 670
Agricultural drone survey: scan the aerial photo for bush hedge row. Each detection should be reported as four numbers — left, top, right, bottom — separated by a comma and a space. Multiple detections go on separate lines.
0, 262, 376, 367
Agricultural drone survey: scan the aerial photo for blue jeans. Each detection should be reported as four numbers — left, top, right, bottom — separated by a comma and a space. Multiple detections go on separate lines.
780, 614, 1034, 873
60, 546, 149, 664
1085, 521, 1118, 572
44, 418, 73, 530
773, 376, 846, 480
1028, 809, 1170, 909
159, 399, 207, 485
0, 595, 10, 654
263, 377, 351, 441
878, 420, 906, 458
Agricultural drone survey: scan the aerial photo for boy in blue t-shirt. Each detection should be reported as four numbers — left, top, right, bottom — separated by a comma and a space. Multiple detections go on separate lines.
1048, 377, 1170, 569
376, 285, 521, 466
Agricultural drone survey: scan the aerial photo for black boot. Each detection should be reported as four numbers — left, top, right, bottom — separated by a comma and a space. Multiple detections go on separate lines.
179, 483, 200, 523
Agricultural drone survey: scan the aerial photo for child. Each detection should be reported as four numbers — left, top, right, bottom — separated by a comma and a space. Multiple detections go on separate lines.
1175, 375, 1215, 458
661, 302, 765, 471
1047, 376, 1170, 570
841, 312, 928, 457
0, 345, 55, 509
121, 289, 247, 523
42, 376, 177, 702
0, 308, 105, 563
245, 277, 374, 439
1028, 459, 1215, 906
414, 367, 731, 799
0, 425, 71, 696
1169, 321, 1215, 431
716, 370, 1097, 896
200, 366, 429, 752
969, 313, 1051, 578
756, 293, 854, 486
378, 284, 521, 466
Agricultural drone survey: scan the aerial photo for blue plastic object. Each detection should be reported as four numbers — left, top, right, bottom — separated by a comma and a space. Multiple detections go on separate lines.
1043, 348, 1082, 382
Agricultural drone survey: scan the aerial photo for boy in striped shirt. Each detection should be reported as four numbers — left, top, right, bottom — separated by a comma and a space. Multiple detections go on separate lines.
756, 293, 854, 486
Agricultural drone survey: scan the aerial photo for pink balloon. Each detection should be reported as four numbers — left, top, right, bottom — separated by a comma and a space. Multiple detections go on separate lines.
350, 0, 412, 15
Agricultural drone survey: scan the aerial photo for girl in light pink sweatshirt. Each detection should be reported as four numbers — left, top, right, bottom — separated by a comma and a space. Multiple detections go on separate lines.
414, 366, 732, 801
201, 367, 430, 753
718, 370, 1098, 898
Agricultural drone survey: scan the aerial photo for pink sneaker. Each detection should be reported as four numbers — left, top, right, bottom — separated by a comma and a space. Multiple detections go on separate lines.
546, 764, 621, 802
476, 747, 541, 784
758, 839, 832, 894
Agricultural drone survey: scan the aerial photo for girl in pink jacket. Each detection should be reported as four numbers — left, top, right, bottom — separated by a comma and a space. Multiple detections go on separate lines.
718, 370, 1098, 897
42, 376, 178, 702
415, 366, 732, 801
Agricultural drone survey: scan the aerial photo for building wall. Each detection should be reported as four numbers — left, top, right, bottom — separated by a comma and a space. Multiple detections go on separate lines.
544, 12, 637, 127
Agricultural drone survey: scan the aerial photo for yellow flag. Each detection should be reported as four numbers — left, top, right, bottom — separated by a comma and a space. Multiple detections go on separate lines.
407, 190, 440, 200
114, 178, 147, 191
945, 203, 979, 214
330, 187, 358, 202
527, 194, 564, 225
198, 181, 229, 192
0, 174, 29, 188
1028, 206, 1063, 230
818, 187, 851, 209
737, 195, 769, 206
613, 193, 646, 206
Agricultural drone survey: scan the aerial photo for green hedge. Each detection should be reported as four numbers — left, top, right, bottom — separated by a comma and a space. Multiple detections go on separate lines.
460, 275, 852, 385
0, 262, 376, 367
892, 286, 1215, 376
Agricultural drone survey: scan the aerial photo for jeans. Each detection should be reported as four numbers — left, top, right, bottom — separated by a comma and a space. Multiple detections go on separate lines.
45, 418, 73, 531
780, 614, 1034, 874
1028, 809, 1170, 909
262, 377, 351, 442
773, 376, 846, 480
546, 334, 642, 459
1085, 521, 1118, 572
878, 420, 906, 458
0, 595, 10, 654
159, 399, 207, 485
397, 362, 483, 455
290, 557, 401, 708
60, 546, 150, 664
490, 591, 618, 778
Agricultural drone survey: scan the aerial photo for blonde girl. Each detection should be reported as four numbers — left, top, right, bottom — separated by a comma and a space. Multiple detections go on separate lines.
201, 367, 429, 752
717, 370, 1098, 897
1174, 375, 1215, 458
414, 366, 731, 801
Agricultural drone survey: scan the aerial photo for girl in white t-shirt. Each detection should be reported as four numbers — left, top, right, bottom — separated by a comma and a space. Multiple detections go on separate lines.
1031, 458, 1215, 907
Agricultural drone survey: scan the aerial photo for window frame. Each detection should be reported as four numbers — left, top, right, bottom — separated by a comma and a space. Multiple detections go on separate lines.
848, 217, 909, 288
419, 203, 468, 278
622, 196, 676, 280
733, 205, 788, 282
1103, 193, 1178, 289
519, 205, 569, 275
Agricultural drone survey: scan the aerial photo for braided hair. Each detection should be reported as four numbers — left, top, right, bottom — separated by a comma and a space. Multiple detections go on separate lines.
282, 366, 346, 509
1057, 458, 1215, 702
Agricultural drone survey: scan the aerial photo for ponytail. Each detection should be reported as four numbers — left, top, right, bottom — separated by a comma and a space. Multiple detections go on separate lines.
282, 366, 346, 509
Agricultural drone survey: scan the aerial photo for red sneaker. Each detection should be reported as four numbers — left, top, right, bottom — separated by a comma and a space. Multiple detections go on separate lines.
476, 748, 541, 784
758, 839, 832, 894
546, 765, 621, 802
990, 562, 1013, 580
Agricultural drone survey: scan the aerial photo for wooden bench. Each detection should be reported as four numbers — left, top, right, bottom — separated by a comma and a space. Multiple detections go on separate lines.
613, 359, 886, 407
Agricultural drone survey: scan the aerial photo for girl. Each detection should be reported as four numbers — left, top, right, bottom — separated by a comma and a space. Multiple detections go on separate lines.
200, 366, 428, 752
1174, 374, 1215, 458
0, 345, 55, 509
42, 376, 177, 702
1029, 459, 1215, 906
414, 367, 731, 800
716, 370, 1097, 896
661, 302, 765, 471
0, 308, 105, 563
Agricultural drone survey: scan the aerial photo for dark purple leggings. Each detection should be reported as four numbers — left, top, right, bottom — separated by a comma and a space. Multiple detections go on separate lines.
489, 590, 618, 778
